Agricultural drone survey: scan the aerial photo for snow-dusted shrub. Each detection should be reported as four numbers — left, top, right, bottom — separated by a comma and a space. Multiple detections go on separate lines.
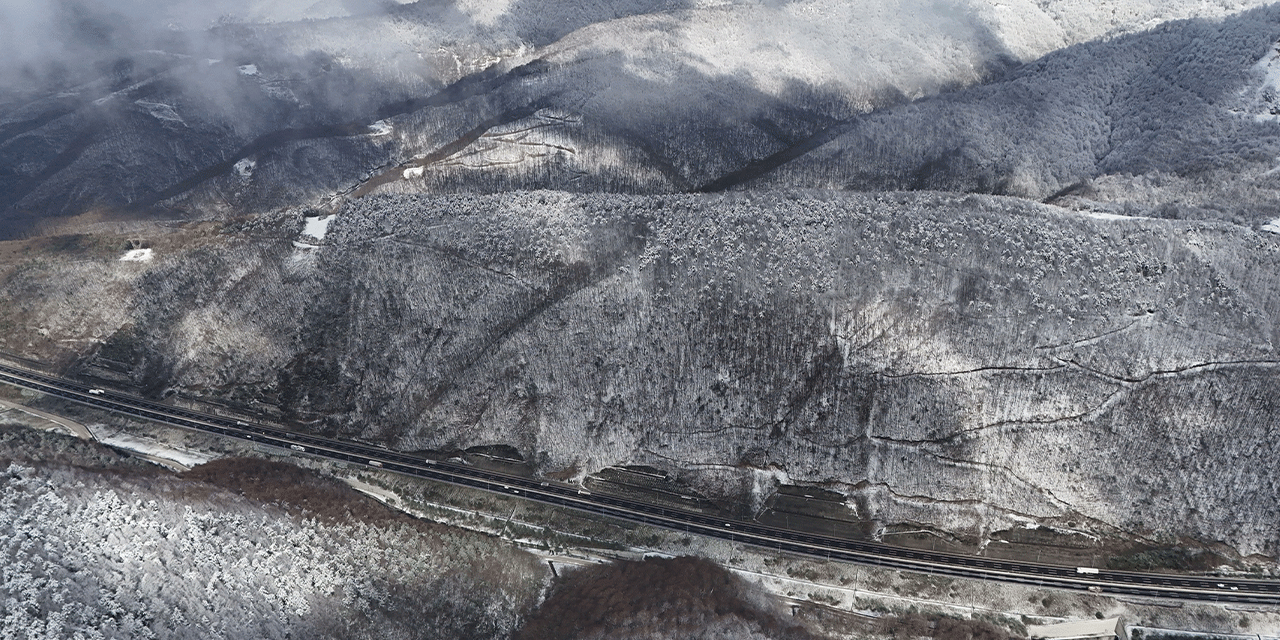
0, 428, 547, 640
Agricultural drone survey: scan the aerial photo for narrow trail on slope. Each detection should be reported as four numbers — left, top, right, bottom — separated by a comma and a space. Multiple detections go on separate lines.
694, 119, 858, 193
349, 102, 546, 198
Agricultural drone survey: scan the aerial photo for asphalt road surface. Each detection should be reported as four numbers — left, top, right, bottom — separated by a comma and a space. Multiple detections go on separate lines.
1, 361, 1276, 605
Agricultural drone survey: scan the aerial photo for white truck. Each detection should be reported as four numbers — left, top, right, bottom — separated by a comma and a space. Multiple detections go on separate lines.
1076, 567, 1099, 575
88, 388, 105, 395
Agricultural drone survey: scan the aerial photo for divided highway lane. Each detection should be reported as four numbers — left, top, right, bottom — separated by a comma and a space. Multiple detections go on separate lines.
1, 362, 1278, 605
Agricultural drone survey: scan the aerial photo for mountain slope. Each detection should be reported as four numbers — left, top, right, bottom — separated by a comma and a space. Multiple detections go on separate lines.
745, 5, 1280, 227
4, 190, 1279, 556
5, 1, 1280, 237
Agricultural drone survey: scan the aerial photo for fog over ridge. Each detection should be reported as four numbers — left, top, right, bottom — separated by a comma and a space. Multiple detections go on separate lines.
4, 0, 1280, 236
5, 0, 1276, 97
0, 0, 412, 94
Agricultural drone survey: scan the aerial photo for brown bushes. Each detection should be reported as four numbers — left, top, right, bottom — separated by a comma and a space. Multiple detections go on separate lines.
879, 613, 1018, 640
517, 556, 817, 640
181, 457, 405, 524
0, 423, 157, 475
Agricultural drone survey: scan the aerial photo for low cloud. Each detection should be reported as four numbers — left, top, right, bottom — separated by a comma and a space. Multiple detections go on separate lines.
0, 0, 408, 93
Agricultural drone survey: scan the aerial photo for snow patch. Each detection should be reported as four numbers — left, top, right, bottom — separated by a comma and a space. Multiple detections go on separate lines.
238, 64, 260, 76
263, 84, 298, 102
1085, 211, 1147, 221
302, 214, 335, 241
1249, 44, 1280, 122
367, 120, 393, 136
1262, 218, 1280, 234
454, 0, 516, 27
749, 467, 791, 514
403, 166, 425, 179
234, 157, 256, 178
95, 431, 211, 469
134, 100, 184, 125
1001, 512, 1043, 530
119, 248, 153, 262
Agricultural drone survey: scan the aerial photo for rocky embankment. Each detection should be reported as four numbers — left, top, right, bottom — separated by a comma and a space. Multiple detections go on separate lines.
3, 190, 1277, 557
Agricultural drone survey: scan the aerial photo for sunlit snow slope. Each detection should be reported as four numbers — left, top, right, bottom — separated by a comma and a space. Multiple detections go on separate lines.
4, 0, 1280, 236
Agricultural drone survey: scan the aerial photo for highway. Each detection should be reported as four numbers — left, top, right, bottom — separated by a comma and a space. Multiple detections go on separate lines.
1, 360, 1277, 606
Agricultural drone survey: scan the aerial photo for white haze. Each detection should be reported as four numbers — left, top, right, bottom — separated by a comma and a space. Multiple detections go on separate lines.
4, 0, 1277, 98
0, 0, 409, 92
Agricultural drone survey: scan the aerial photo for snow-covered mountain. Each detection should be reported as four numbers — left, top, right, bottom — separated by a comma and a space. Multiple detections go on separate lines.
5, 0, 1280, 571
4, 189, 1279, 559
747, 5, 1280, 222
6, 0, 1280, 237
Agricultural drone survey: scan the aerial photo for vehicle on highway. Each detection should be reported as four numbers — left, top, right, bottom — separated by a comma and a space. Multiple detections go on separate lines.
368, 460, 382, 467
4, 363, 1277, 606
88, 388, 105, 395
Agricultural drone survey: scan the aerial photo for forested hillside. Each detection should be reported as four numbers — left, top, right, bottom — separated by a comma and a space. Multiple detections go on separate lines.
5, 5, 1280, 629
3, 190, 1277, 558
6, 0, 1280, 236
0, 424, 546, 639
748, 5, 1280, 227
